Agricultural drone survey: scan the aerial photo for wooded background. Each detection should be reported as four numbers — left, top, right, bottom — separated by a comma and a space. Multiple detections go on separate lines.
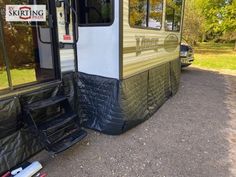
183, 0, 236, 49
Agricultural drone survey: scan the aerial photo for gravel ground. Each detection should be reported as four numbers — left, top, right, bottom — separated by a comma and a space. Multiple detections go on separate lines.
33, 67, 236, 177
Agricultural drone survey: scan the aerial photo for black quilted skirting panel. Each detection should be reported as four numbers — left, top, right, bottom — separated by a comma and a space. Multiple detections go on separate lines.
77, 59, 181, 135
170, 58, 181, 95
0, 97, 42, 175
0, 130, 42, 174
0, 85, 62, 175
0, 59, 181, 174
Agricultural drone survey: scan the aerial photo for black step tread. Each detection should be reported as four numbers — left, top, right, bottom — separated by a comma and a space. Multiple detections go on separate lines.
38, 112, 77, 133
25, 96, 67, 111
47, 129, 87, 154
45, 123, 77, 144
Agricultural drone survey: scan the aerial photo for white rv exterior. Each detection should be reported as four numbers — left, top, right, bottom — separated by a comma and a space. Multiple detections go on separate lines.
77, 0, 120, 79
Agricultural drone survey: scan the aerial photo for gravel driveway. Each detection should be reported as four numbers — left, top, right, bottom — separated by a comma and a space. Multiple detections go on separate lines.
33, 67, 236, 177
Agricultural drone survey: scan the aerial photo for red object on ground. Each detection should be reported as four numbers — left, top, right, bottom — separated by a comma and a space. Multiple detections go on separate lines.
1, 171, 11, 177
39, 173, 47, 177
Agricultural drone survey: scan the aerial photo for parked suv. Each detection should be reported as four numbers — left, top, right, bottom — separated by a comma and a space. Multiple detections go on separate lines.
180, 43, 194, 67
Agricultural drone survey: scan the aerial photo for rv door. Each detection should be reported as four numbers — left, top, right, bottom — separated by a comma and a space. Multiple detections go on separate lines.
55, 0, 78, 73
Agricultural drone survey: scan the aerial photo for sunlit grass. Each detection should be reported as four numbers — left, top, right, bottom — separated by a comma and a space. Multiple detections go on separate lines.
194, 53, 236, 70
0, 69, 36, 90
0, 70, 8, 90
192, 42, 236, 71
196, 42, 234, 50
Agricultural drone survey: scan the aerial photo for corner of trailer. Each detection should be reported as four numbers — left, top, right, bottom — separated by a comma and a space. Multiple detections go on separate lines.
0, 0, 185, 175
76, 0, 185, 134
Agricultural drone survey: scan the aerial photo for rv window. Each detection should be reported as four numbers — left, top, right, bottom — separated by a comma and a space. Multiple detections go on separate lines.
78, 0, 114, 26
148, 0, 163, 29
165, 0, 183, 31
129, 0, 163, 29
130, 0, 147, 27
2, 21, 55, 87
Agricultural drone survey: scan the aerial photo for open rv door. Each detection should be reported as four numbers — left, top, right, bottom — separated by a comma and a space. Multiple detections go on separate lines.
37, 0, 78, 73
21, 0, 86, 154
55, 0, 78, 72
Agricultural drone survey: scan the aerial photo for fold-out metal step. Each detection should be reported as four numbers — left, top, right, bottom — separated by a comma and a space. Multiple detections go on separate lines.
47, 129, 87, 154
23, 95, 87, 154
25, 96, 67, 111
43, 119, 79, 145
38, 112, 77, 135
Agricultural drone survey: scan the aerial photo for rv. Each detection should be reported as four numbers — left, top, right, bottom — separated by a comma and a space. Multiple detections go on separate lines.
0, 0, 185, 174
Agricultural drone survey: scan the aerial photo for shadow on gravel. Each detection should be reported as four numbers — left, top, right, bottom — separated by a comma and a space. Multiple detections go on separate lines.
33, 67, 236, 177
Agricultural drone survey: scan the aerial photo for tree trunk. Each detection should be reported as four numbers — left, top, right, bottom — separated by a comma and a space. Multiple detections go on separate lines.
234, 40, 236, 51
201, 33, 206, 43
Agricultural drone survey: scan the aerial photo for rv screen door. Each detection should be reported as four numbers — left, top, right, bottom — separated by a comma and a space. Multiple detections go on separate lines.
0, 0, 60, 92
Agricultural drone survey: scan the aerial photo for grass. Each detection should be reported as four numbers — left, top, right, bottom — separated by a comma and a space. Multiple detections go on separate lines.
0, 68, 36, 90
192, 42, 236, 71
193, 54, 236, 70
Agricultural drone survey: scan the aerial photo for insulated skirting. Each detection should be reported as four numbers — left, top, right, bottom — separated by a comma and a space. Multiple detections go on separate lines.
0, 98, 21, 139
0, 130, 42, 174
0, 59, 181, 174
0, 84, 63, 175
77, 58, 181, 135
76, 73, 124, 134
0, 73, 77, 175
0, 97, 42, 175
148, 64, 172, 115
170, 59, 181, 95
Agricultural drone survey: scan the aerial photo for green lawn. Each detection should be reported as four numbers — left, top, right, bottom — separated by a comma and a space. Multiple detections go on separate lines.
192, 43, 236, 71
0, 68, 36, 90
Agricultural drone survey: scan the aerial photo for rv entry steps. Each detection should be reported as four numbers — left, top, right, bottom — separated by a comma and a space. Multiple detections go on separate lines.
23, 95, 87, 154
24, 96, 67, 111
47, 129, 87, 154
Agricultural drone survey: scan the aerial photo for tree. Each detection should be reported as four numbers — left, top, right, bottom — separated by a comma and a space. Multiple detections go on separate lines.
183, 0, 236, 48
182, 0, 206, 45
221, 1, 236, 49
203, 0, 236, 48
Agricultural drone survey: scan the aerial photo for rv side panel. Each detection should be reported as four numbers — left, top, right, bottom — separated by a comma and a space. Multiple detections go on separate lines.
122, 0, 180, 78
